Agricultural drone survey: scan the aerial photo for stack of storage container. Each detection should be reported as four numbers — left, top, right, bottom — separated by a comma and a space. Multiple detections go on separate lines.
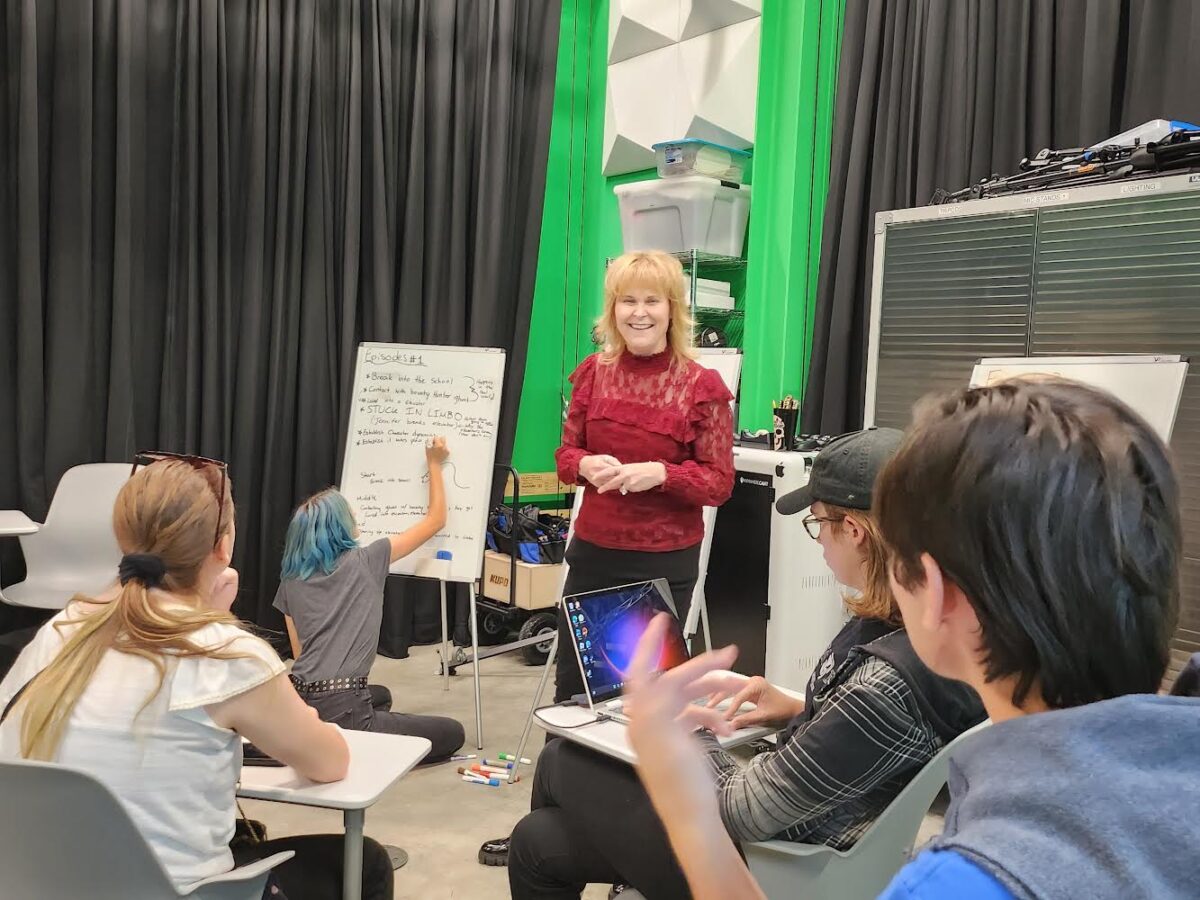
615, 139, 752, 256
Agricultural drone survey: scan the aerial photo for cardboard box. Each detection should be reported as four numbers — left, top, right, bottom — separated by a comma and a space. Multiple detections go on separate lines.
481, 550, 563, 610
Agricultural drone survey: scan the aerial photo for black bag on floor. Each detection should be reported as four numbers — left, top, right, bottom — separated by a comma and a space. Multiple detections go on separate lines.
486, 505, 568, 564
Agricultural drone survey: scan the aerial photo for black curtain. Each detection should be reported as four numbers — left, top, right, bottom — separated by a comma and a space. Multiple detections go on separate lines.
0, 0, 560, 634
803, 0, 1200, 434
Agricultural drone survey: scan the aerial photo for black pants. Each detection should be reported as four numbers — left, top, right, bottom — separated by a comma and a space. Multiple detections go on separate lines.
233, 834, 393, 900
553, 538, 702, 704
508, 739, 691, 900
305, 685, 465, 763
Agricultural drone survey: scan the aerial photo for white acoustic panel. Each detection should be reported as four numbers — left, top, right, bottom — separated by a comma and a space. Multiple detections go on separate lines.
678, 18, 760, 150
680, 0, 761, 41
609, 0, 681, 65
604, 44, 685, 175
603, 16, 760, 176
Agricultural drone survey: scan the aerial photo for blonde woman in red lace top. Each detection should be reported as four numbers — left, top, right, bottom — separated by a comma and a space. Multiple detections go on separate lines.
475, 252, 735, 868
552, 250, 735, 704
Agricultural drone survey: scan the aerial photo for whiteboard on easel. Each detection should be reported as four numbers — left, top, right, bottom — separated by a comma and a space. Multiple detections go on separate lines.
697, 348, 742, 404
340, 343, 505, 582
969, 355, 1189, 442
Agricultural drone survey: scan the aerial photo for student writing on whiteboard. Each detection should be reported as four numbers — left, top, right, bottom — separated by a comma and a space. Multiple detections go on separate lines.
478, 250, 734, 867
273, 437, 465, 763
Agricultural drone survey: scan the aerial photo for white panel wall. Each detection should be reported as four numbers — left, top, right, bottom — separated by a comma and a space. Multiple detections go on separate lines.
604, 0, 761, 176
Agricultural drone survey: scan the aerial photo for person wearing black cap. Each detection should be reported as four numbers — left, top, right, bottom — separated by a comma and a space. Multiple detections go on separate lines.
506, 428, 984, 900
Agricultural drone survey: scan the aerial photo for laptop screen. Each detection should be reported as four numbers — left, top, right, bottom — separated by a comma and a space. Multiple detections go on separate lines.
562, 579, 690, 704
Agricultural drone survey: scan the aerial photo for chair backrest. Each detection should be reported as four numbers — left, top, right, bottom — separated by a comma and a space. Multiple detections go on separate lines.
0, 757, 187, 899
20, 463, 128, 579
745, 719, 991, 900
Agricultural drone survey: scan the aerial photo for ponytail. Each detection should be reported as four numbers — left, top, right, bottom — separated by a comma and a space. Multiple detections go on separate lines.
13, 459, 250, 760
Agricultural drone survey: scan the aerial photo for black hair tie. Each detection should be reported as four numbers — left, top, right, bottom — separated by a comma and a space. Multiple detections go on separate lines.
118, 553, 167, 589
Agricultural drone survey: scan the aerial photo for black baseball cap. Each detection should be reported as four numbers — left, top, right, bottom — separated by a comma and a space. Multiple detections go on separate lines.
776, 427, 905, 515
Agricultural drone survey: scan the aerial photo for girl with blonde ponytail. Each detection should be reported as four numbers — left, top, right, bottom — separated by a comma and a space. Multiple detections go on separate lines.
0, 456, 394, 899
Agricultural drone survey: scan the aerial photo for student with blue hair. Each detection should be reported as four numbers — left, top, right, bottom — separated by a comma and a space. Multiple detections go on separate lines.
274, 437, 465, 762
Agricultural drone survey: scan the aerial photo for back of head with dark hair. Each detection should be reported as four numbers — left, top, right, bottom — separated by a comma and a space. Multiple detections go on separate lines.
876, 377, 1181, 709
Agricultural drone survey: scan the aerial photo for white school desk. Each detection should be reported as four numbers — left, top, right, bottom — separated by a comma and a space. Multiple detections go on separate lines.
237, 729, 430, 900
0, 511, 38, 536
532, 673, 805, 766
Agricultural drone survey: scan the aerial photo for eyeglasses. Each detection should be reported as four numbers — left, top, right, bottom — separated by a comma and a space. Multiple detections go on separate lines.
801, 514, 843, 541
131, 451, 229, 548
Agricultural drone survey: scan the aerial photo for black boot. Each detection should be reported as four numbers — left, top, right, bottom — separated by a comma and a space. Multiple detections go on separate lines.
478, 835, 510, 867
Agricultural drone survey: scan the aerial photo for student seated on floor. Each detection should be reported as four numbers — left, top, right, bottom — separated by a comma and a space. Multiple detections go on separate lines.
505, 428, 984, 900
0, 454, 393, 900
276, 436, 465, 763
625, 378, 1200, 900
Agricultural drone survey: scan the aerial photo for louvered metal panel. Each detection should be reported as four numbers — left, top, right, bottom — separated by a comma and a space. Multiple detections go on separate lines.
873, 215, 1035, 428
1031, 191, 1200, 675
870, 179, 1200, 688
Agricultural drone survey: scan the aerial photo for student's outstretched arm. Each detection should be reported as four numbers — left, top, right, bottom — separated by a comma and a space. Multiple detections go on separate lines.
208, 674, 349, 783
389, 437, 449, 562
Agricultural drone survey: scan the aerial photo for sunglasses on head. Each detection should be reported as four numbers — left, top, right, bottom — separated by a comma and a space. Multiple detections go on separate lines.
130, 451, 229, 548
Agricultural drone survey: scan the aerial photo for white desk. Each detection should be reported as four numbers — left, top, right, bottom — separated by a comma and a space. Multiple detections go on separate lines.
0, 512, 38, 537
237, 729, 430, 900
534, 705, 774, 766
533, 672, 804, 766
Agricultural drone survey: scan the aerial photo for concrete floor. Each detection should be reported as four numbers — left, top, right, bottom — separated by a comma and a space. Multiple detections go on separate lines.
243, 642, 945, 899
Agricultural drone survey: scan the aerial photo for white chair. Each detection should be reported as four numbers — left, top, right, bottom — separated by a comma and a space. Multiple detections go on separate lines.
0, 757, 292, 899
0, 463, 128, 609
616, 720, 990, 900
742, 719, 991, 900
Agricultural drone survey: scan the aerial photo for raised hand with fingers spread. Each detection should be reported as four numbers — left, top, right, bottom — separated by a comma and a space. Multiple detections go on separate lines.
625, 614, 764, 900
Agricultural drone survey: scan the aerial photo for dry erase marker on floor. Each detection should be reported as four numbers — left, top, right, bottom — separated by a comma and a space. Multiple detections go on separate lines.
482, 758, 514, 769
462, 773, 498, 785
450, 754, 477, 762
461, 765, 508, 778
498, 753, 532, 764
463, 774, 501, 787
477, 765, 511, 776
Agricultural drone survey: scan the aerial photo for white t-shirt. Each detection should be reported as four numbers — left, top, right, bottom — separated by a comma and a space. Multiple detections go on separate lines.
0, 605, 285, 888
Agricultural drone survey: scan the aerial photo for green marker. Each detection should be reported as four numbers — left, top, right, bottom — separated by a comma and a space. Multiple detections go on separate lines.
498, 753, 532, 764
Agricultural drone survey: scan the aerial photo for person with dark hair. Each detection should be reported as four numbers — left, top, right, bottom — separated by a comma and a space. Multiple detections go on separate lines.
505, 429, 983, 900
622, 378, 1200, 900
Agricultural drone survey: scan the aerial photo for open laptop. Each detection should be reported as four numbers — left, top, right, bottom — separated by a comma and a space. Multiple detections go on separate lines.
562, 578, 690, 723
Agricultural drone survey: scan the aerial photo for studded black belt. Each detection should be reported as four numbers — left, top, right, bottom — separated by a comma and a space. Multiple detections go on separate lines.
289, 674, 369, 695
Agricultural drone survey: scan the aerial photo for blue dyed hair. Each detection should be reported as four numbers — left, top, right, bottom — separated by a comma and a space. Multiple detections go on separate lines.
280, 488, 361, 581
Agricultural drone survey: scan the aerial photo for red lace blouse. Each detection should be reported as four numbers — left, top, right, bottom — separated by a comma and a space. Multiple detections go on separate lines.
556, 349, 735, 551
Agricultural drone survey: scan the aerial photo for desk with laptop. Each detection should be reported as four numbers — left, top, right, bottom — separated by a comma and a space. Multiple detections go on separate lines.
532, 579, 801, 765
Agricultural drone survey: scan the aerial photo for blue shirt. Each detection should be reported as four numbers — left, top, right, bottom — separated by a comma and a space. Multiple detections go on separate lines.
880, 850, 1014, 899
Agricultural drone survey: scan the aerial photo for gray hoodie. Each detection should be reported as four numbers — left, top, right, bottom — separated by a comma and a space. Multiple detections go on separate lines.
931, 694, 1200, 900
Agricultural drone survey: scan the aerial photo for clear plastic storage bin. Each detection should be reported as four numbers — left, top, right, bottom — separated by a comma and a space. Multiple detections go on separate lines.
614, 175, 751, 257
652, 139, 751, 183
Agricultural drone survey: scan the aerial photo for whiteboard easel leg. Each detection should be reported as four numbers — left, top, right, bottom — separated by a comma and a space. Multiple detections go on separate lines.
440, 580, 450, 692
510, 630, 557, 785
699, 591, 713, 654
469, 582, 483, 750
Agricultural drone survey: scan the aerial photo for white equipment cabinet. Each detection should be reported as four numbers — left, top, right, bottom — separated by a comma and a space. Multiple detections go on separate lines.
703, 446, 847, 695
